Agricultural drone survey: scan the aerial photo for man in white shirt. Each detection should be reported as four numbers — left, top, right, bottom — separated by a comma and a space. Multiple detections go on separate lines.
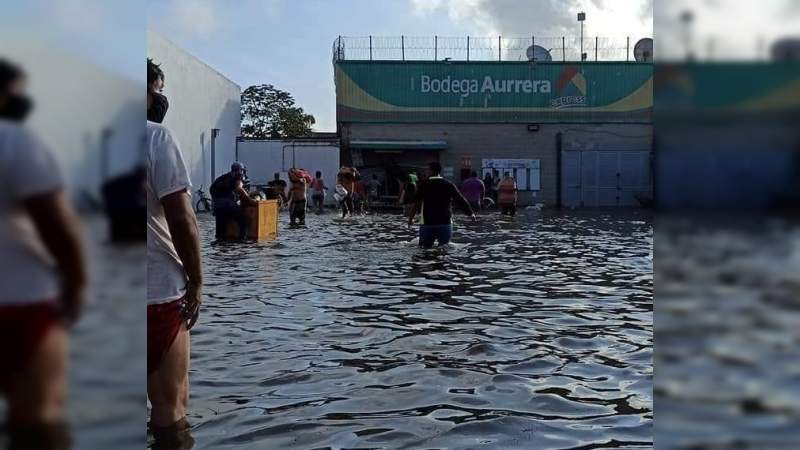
0, 59, 87, 448
146, 58, 202, 446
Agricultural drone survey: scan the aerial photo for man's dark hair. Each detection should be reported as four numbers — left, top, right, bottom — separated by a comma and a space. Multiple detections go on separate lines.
0, 59, 25, 93
147, 58, 164, 88
471, 171, 478, 178
429, 161, 442, 175
504, 171, 510, 177
316, 171, 321, 178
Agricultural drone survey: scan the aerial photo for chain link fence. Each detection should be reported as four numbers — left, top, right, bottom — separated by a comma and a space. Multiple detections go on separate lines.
333, 36, 643, 62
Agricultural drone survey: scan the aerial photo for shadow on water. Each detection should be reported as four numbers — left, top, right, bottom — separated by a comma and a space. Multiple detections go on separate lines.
179, 208, 653, 449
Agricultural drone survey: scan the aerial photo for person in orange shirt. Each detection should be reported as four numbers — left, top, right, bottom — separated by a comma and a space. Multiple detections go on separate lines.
497, 171, 518, 217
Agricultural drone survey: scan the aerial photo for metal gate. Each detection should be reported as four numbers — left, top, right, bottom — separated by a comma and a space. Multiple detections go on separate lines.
561, 150, 651, 207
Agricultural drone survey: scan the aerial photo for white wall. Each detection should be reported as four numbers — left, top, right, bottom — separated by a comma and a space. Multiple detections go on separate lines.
237, 140, 340, 204
0, 42, 144, 208
147, 30, 241, 191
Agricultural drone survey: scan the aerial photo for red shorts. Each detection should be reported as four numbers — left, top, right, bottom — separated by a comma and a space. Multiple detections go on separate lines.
0, 302, 60, 385
147, 298, 185, 375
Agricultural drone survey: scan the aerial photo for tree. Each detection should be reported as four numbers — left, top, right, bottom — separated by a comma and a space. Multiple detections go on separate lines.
240, 84, 316, 138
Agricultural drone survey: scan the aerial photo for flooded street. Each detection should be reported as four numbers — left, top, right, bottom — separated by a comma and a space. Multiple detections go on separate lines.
186, 209, 653, 449
655, 217, 800, 449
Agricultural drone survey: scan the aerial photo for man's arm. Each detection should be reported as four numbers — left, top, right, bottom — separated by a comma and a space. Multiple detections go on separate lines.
451, 182, 475, 217
235, 181, 258, 207
162, 190, 203, 320
408, 182, 423, 225
24, 191, 87, 324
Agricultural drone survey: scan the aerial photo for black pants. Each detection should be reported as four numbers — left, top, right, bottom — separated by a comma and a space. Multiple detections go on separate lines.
290, 200, 306, 225
501, 204, 516, 216
341, 194, 354, 217
214, 199, 246, 239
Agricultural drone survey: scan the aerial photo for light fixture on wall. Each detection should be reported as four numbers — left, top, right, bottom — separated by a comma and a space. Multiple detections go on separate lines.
527, 124, 540, 132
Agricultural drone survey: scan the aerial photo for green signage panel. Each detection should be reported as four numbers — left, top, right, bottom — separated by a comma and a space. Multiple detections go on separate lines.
335, 61, 653, 123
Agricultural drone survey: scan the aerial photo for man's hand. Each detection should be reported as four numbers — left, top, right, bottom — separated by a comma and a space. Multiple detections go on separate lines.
184, 281, 202, 330
24, 191, 87, 327
470, 214, 478, 222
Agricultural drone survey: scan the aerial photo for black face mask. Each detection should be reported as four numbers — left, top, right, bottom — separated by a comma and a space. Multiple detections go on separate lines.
0, 93, 33, 122
147, 92, 169, 123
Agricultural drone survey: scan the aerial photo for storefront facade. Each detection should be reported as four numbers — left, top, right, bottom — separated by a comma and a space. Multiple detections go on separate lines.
335, 60, 653, 207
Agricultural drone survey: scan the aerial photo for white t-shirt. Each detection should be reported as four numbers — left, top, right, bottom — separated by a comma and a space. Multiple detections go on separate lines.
146, 121, 192, 304
0, 120, 63, 305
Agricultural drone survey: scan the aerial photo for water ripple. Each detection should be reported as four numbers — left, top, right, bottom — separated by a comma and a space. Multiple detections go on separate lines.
186, 209, 652, 449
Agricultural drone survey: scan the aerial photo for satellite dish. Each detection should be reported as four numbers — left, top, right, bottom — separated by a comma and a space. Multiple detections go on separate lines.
771, 38, 800, 61
526, 45, 552, 62
634, 38, 653, 62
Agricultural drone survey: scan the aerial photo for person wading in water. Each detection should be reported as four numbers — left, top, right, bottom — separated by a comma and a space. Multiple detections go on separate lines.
209, 162, 258, 239
146, 58, 202, 449
409, 162, 476, 249
337, 166, 358, 218
310, 170, 327, 213
0, 58, 87, 450
497, 171, 518, 217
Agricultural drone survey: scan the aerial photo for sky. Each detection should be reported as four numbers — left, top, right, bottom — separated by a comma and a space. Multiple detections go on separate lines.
146, 0, 654, 132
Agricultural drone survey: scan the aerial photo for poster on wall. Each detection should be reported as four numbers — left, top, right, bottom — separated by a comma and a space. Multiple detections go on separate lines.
482, 158, 540, 191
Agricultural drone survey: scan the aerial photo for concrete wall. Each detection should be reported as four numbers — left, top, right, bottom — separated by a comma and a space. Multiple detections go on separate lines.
147, 31, 241, 191
341, 123, 652, 206
237, 139, 340, 205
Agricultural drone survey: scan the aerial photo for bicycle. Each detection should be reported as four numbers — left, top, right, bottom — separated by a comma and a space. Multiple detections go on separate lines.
195, 185, 212, 213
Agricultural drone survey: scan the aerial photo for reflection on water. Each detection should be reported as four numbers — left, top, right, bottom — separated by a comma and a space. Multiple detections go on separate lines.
655, 217, 800, 449
185, 209, 652, 449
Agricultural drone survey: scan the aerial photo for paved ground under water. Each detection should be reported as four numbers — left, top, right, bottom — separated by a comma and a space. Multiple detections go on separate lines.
655, 216, 800, 449
183, 208, 653, 449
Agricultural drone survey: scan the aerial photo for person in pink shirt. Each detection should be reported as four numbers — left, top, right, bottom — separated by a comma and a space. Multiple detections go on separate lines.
460, 171, 485, 212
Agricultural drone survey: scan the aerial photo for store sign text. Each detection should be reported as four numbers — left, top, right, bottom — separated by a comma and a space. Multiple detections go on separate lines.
420, 75, 552, 98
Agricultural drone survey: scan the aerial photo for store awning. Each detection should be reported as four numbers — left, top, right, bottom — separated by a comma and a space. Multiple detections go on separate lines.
350, 140, 447, 150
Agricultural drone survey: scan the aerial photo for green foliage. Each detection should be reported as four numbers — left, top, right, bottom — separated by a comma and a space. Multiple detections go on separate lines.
240, 84, 316, 138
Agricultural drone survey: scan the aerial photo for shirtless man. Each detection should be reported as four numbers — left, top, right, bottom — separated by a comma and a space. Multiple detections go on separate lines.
288, 168, 309, 226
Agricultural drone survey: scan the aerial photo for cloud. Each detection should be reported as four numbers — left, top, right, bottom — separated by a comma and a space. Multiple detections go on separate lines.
170, 0, 218, 38
655, 0, 800, 59
408, 0, 652, 38
411, 0, 444, 15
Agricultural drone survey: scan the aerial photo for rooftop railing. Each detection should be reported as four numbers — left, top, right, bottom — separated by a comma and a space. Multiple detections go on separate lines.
332, 35, 651, 63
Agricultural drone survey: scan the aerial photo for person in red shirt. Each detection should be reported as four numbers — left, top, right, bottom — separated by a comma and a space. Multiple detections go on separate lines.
310, 171, 327, 213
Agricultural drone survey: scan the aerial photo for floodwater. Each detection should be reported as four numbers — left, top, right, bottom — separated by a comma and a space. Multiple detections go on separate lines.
184, 208, 653, 449
655, 216, 800, 449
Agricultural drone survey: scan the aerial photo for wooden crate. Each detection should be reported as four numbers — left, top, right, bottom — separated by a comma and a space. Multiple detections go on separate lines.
222, 200, 279, 240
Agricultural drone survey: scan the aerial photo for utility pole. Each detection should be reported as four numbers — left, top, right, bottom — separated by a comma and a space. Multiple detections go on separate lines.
578, 11, 586, 61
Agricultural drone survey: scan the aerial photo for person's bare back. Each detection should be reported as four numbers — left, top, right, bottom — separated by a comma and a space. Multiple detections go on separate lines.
289, 180, 307, 202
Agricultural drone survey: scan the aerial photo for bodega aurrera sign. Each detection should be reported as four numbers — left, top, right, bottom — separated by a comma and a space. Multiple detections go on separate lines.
419, 75, 552, 98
